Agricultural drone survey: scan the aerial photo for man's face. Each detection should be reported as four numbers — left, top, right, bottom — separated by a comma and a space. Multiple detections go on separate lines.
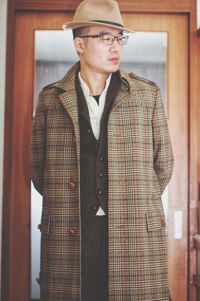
74, 26, 124, 75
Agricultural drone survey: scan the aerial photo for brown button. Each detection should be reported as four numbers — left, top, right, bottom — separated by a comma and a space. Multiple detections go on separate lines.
160, 218, 166, 227
68, 228, 76, 236
91, 205, 97, 211
99, 156, 103, 161
68, 182, 76, 190
98, 172, 103, 177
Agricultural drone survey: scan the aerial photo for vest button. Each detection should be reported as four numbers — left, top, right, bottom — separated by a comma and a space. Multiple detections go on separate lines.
94, 143, 99, 148
98, 189, 103, 195
68, 228, 76, 236
68, 182, 76, 190
91, 205, 97, 211
99, 156, 103, 161
87, 128, 91, 134
98, 172, 103, 177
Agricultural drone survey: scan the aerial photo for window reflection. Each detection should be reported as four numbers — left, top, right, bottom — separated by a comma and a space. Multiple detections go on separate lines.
31, 30, 167, 299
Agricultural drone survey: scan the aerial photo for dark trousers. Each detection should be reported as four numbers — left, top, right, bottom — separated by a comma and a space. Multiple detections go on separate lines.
81, 215, 108, 301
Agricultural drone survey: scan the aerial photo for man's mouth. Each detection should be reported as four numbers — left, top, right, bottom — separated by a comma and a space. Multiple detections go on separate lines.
109, 57, 119, 63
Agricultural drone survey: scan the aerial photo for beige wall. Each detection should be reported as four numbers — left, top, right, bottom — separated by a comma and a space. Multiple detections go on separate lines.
0, 0, 7, 297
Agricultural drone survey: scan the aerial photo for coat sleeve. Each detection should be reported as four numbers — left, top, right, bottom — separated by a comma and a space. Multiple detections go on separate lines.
31, 92, 46, 195
152, 86, 174, 195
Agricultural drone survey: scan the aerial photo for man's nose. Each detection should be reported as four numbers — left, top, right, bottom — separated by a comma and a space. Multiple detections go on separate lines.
110, 38, 122, 52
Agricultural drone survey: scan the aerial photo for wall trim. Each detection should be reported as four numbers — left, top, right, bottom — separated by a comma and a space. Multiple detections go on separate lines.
14, 0, 191, 13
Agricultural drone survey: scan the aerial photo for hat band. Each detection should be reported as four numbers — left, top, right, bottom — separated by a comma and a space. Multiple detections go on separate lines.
91, 20, 124, 28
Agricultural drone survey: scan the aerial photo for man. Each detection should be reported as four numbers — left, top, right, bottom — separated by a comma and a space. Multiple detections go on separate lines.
32, 0, 174, 300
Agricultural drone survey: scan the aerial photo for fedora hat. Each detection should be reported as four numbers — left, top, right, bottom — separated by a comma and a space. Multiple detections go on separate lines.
63, 0, 134, 33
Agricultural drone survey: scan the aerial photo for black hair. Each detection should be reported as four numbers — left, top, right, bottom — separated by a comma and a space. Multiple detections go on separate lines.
72, 27, 88, 40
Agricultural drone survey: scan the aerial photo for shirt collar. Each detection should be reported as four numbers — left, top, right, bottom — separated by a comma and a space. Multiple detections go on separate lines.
78, 72, 112, 98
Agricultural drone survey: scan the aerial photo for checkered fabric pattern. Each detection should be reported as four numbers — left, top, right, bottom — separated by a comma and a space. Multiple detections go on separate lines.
32, 62, 174, 301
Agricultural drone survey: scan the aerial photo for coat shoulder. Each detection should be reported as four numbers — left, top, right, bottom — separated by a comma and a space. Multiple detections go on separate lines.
126, 72, 160, 108
128, 72, 158, 90
39, 80, 62, 108
42, 81, 60, 94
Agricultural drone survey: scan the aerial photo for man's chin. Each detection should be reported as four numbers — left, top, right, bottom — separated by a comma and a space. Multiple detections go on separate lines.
106, 65, 120, 73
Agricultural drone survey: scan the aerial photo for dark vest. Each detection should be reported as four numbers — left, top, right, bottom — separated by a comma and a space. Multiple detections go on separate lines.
76, 72, 121, 301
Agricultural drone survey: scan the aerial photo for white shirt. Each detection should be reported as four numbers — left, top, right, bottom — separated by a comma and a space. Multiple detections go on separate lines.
78, 72, 112, 216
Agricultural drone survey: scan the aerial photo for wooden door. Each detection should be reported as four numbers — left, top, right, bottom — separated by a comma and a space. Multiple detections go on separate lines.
4, 12, 188, 301
125, 15, 189, 301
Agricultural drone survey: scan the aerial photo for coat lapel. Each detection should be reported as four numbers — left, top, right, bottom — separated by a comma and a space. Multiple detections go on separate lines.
111, 67, 143, 110
56, 63, 144, 142
57, 62, 80, 121
59, 91, 79, 130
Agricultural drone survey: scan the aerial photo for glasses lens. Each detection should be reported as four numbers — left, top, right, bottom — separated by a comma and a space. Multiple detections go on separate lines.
101, 34, 114, 45
118, 36, 129, 45
101, 34, 129, 45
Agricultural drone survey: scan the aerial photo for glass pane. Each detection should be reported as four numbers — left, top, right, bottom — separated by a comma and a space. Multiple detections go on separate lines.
122, 31, 167, 108
31, 30, 167, 299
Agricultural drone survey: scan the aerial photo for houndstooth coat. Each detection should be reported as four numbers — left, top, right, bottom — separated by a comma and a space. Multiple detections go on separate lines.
32, 62, 174, 301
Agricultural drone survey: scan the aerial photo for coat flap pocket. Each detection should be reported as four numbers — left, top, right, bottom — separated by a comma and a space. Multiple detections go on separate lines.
38, 214, 51, 235
146, 211, 166, 232
50, 215, 79, 236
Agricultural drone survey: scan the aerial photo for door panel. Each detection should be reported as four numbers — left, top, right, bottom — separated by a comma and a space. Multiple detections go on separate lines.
13, 12, 188, 301
124, 14, 189, 301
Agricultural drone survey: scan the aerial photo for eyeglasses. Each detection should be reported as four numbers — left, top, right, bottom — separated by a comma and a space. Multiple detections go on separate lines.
79, 33, 129, 46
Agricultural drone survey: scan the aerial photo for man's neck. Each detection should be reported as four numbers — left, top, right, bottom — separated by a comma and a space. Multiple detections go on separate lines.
80, 68, 110, 96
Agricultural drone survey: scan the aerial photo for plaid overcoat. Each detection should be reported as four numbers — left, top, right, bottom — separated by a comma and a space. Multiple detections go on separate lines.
32, 62, 174, 301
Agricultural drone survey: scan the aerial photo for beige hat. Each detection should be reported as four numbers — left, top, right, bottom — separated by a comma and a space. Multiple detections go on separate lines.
63, 0, 134, 33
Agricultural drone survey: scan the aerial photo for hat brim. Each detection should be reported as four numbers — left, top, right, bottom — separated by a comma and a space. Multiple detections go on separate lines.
63, 20, 135, 33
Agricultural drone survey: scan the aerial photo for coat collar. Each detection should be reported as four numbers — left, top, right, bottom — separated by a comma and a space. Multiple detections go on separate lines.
57, 62, 80, 120
56, 61, 147, 122
57, 62, 80, 92
56, 61, 132, 94
118, 67, 132, 93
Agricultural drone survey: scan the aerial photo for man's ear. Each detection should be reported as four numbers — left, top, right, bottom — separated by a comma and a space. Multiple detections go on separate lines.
74, 37, 85, 54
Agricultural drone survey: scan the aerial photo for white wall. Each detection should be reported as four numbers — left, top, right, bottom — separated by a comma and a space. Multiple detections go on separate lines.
0, 0, 8, 298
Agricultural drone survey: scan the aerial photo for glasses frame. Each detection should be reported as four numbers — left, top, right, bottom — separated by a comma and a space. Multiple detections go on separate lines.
78, 33, 129, 46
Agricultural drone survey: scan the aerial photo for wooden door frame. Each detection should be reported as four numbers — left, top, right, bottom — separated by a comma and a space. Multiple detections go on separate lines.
2, 1, 200, 301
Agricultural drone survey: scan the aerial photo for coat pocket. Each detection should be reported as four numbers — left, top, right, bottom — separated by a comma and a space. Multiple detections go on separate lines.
39, 214, 80, 237
146, 211, 166, 232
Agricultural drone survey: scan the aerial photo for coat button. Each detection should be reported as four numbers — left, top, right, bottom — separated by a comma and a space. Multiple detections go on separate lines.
68, 228, 76, 236
99, 156, 103, 161
160, 218, 166, 227
98, 172, 103, 177
87, 128, 91, 134
91, 205, 97, 211
68, 182, 76, 190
